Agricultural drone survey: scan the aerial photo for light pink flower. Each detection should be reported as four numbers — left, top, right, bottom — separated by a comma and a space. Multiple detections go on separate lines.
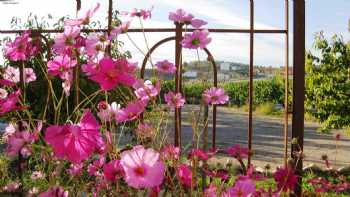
129, 8, 152, 20
133, 80, 160, 102
6, 130, 35, 158
110, 21, 130, 38
135, 123, 154, 139
65, 3, 100, 26
120, 145, 165, 189
86, 57, 137, 91
2, 182, 21, 192
161, 145, 180, 161
191, 19, 208, 29
164, 91, 185, 108
38, 186, 68, 197
53, 25, 81, 54
203, 87, 229, 105
48, 55, 77, 79
2, 123, 16, 142
31, 171, 44, 180
225, 144, 249, 159
103, 160, 124, 182
224, 179, 256, 197
273, 165, 298, 192
169, 9, 194, 24
3, 66, 36, 83
0, 90, 23, 115
0, 88, 8, 99
176, 164, 193, 187
181, 29, 211, 49
44, 110, 103, 163
62, 72, 73, 96
67, 163, 84, 177
155, 60, 176, 74
97, 101, 120, 122
85, 33, 109, 57
116, 100, 146, 123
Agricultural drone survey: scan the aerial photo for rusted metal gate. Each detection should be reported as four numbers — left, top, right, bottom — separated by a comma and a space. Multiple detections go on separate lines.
0, 0, 305, 196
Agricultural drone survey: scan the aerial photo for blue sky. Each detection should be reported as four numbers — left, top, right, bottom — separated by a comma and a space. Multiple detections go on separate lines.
0, 0, 349, 67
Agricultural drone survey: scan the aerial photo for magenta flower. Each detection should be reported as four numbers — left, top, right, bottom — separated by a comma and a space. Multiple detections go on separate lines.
273, 165, 298, 192
44, 110, 103, 163
103, 160, 124, 182
4, 31, 39, 61
47, 55, 77, 79
191, 19, 208, 29
88, 157, 105, 176
97, 101, 120, 122
116, 100, 146, 123
135, 123, 154, 139
225, 144, 249, 159
176, 164, 193, 187
164, 91, 185, 108
0, 90, 23, 115
6, 130, 35, 158
129, 8, 152, 20
86, 57, 137, 91
204, 184, 218, 197
188, 148, 209, 161
120, 145, 165, 189
204, 168, 229, 181
203, 87, 229, 105
53, 25, 81, 54
38, 186, 68, 197
133, 80, 160, 102
67, 163, 84, 176
3, 66, 36, 83
224, 179, 256, 197
169, 9, 194, 24
181, 29, 212, 49
155, 60, 177, 74
160, 145, 180, 161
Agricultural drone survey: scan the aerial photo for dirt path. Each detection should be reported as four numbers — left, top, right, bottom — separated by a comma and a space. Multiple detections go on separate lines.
171, 106, 350, 168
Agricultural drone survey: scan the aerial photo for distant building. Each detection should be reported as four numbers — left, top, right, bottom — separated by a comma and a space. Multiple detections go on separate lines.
183, 71, 198, 79
220, 62, 231, 71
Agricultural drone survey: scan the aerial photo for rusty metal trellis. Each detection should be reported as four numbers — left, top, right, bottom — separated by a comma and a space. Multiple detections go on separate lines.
0, 0, 305, 196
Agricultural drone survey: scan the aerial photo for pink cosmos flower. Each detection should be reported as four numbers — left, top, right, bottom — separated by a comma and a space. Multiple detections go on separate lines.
164, 91, 185, 108
38, 186, 68, 197
97, 101, 120, 122
103, 160, 124, 182
120, 145, 165, 189
110, 21, 130, 38
6, 130, 35, 158
204, 168, 229, 181
160, 145, 180, 161
88, 157, 105, 176
0, 90, 23, 115
191, 19, 208, 29
133, 80, 160, 102
61, 71, 73, 96
86, 57, 137, 91
53, 25, 81, 54
273, 165, 298, 192
181, 29, 212, 49
30, 171, 44, 180
204, 184, 218, 197
176, 164, 193, 187
135, 123, 154, 139
2, 123, 16, 142
44, 110, 103, 163
0, 88, 8, 99
48, 55, 77, 79
225, 144, 249, 159
2, 182, 21, 192
4, 32, 39, 61
203, 87, 229, 105
85, 33, 109, 57
3, 66, 36, 83
65, 3, 100, 26
116, 100, 146, 123
169, 9, 194, 24
129, 8, 153, 20
224, 179, 256, 197
67, 163, 84, 176
188, 148, 209, 161
155, 60, 177, 74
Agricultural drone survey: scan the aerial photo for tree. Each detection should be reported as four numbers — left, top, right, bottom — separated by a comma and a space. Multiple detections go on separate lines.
306, 32, 350, 132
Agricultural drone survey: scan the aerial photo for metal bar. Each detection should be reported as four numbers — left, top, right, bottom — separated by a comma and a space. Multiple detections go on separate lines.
284, 0, 290, 166
106, 0, 113, 54
0, 28, 287, 34
247, 0, 254, 166
292, 0, 305, 196
73, 0, 81, 108
174, 23, 183, 147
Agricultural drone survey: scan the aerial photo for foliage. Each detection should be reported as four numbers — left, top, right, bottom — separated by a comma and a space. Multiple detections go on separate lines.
306, 33, 350, 132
